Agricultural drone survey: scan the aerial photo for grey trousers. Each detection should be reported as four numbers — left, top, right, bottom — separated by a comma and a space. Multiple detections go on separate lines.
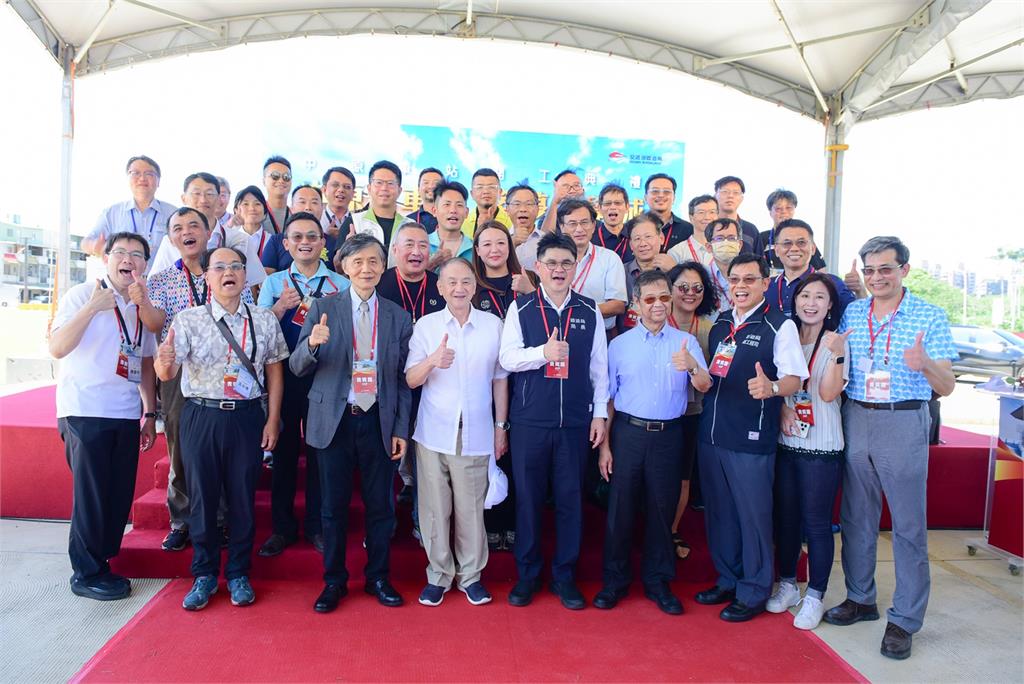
415, 434, 489, 589
840, 402, 931, 633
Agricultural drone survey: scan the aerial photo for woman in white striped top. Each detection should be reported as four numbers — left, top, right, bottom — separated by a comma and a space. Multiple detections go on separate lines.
767, 273, 851, 630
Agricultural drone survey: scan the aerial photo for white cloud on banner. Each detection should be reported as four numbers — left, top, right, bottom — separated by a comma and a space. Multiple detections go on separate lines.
567, 136, 593, 168
448, 129, 504, 177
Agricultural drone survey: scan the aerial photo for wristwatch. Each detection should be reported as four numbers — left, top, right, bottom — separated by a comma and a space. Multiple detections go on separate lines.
835, 356, 846, 365
143, 412, 158, 419
770, 382, 780, 396
495, 421, 511, 431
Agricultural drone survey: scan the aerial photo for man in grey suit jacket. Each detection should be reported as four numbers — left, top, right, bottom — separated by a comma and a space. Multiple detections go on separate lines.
290, 233, 413, 613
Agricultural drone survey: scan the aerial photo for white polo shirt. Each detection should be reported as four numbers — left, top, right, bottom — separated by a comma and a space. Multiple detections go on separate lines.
571, 243, 628, 330
53, 277, 157, 419
406, 306, 509, 456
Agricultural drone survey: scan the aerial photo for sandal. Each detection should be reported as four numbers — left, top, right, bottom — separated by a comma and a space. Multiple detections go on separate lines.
672, 534, 691, 560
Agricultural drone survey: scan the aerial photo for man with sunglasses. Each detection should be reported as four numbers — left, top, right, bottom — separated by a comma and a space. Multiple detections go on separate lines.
156, 246, 288, 611
764, 219, 855, 318
262, 156, 293, 235
350, 160, 410, 251
596, 270, 711, 615
824, 236, 956, 661
644, 174, 693, 259
499, 231, 609, 610
696, 253, 807, 622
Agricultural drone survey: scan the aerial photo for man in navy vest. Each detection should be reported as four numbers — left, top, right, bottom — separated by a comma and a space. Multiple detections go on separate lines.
695, 253, 808, 621
499, 231, 609, 610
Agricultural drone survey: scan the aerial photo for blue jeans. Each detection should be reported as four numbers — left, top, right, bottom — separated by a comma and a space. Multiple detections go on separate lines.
773, 447, 842, 595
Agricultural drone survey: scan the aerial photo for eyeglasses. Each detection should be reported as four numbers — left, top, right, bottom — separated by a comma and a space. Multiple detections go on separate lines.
188, 190, 218, 200
675, 283, 704, 294
326, 182, 354, 192
647, 188, 673, 197
127, 170, 158, 180
473, 184, 499, 192
288, 232, 323, 243
109, 247, 146, 260
861, 264, 903, 277
209, 262, 246, 273
717, 189, 743, 197
559, 183, 583, 192
600, 200, 626, 208
778, 239, 810, 251
710, 235, 740, 244
727, 275, 764, 286
507, 200, 538, 209
641, 294, 672, 305
563, 219, 593, 230
266, 171, 292, 182
692, 209, 717, 218
370, 178, 399, 189
539, 259, 576, 271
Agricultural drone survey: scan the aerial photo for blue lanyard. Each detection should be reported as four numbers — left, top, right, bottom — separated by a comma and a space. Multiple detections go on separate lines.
130, 207, 158, 240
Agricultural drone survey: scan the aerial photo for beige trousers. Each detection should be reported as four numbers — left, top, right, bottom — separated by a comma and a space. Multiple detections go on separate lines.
415, 432, 489, 588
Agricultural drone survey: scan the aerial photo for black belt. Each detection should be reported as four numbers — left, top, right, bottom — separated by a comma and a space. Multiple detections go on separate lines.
852, 399, 925, 411
188, 397, 260, 411
619, 412, 683, 432
349, 403, 378, 416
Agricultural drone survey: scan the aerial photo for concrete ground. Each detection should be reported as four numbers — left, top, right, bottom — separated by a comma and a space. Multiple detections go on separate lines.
1, 519, 1020, 683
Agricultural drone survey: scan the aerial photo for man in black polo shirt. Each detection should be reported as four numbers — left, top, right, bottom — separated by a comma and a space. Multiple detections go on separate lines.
714, 176, 760, 251
592, 183, 633, 262
695, 253, 808, 622
409, 167, 442, 234
645, 173, 693, 260
755, 189, 826, 271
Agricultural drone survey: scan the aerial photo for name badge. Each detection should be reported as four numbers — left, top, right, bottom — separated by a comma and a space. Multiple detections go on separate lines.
793, 419, 811, 439
623, 307, 639, 329
793, 390, 814, 425
224, 364, 255, 399
545, 357, 569, 380
857, 356, 873, 374
291, 296, 313, 327
865, 370, 892, 403
709, 341, 736, 378
116, 344, 142, 384
353, 359, 378, 396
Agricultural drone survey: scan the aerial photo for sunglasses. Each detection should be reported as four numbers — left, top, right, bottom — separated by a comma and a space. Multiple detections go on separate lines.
641, 294, 672, 305
674, 283, 704, 294
266, 171, 292, 182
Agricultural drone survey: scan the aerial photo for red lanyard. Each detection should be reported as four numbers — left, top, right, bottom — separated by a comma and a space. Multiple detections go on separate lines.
686, 239, 700, 263
226, 319, 249, 365
597, 227, 629, 257
661, 220, 674, 251
265, 207, 289, 234
726, 305, 767, 343
181, 266, 207, 306
487, 290, 506, 318
352, 298, 380, 361
572, 246, 597, 291
803, 335, 823, 391
256, 230, 267, 259
538, 291, 573, 341
668, 313, 678, 329
868, 290, 904, 364
395, 272, 427, 321
776, 268, 814, 309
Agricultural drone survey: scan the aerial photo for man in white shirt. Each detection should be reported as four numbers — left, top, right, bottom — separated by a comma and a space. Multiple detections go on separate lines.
50, 231, 159, 601
405, 258, 510, 607
557, 198, 627, 333
668, 195, 718, 268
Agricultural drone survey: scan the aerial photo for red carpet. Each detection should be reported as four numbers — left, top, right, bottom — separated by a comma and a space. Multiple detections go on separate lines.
71, 579, 865, 683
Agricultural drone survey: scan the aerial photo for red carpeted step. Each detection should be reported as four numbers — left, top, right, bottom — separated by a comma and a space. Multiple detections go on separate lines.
151, 457, 302, 491
130, 489, 344, 531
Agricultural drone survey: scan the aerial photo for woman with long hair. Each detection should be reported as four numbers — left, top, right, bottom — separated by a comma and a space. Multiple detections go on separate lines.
471, 220, 536, 320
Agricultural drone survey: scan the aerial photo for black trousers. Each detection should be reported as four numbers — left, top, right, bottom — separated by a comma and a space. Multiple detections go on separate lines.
270, 367, 321, 538
511, 424, 588, 583
318, 406, 394, 585
602, 414, 683, 590
180, 400, 264, 580
59, 416, 139, 581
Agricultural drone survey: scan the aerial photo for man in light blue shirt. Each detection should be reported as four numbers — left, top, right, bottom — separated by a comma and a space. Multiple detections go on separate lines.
826, 236, 957, 661
595, 269, 711, 615
82, 155, 177, 262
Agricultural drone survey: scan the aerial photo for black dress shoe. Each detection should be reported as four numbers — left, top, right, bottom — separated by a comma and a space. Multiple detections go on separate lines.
364, 578, 403, 607
314, 584, 347, 613
257, 533, 296, 558
307, 533, 325, 554
161, 528, 189, 552
644, 584, 683, 615
823, 598, 880, 626
70, 577, 130, 601
593, 586, 628, 610
105, 572, 132, 591
695, 585, 736, 605
880, 622, 913, 660
720, 599, 765, 622
508, 578, 542, 607
549, 580, 586, 610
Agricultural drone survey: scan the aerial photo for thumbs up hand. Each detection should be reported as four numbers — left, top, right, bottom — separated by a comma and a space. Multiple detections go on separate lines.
276, 280, 303, 312
431, 333, 456, 369
747, 361, 775, 400
88, 279, 116, 314
511, 266, 536, 294
128, 270, 148, 306
823, 329, 852, 356
158, 328, 177, 366
308, 313, 330, 348
672, 340, 697, 372
844, 258, 864, 297
543, 327, 569, 362
903, 331, 929, 372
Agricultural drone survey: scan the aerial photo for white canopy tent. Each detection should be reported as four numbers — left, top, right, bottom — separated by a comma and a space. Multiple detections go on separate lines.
9, 0, 1024, 297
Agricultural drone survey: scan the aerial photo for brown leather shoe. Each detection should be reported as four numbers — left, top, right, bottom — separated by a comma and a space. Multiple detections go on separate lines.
880, 622, 912, 660
822, 598, 880, 626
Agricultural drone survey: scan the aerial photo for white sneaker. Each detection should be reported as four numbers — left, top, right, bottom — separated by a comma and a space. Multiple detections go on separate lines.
793, 595, 825, 630
766, 581, 801, 613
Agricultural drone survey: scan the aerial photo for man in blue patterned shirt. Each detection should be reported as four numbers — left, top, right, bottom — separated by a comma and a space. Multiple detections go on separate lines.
825, 236, 957, 661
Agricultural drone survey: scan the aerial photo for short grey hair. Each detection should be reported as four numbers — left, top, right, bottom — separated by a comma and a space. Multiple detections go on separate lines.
859, 236, 909, 265
393, 221, 429, 244
338, 232, 386, 262
437, 256, 474, 280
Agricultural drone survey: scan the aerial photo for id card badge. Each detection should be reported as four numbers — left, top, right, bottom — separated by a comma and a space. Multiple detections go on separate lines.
709, 341, 737, 378
291, 296, 313, 327
224, 364, 255, 399
353, 359, 378, 396
545, 357, 569, 380
623, 307, 639, 329
864, 370, 892, 403
793, 391, 815, 425
857, 356, 873, 374
116, 345, 143, 383
793, 419, 811, 439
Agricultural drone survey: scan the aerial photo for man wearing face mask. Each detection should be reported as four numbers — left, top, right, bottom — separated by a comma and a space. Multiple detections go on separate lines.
705, 218, 744, 313
764, 220, 855, 318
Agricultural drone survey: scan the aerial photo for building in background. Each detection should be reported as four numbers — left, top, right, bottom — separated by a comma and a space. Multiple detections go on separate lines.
0, 215, 86, 305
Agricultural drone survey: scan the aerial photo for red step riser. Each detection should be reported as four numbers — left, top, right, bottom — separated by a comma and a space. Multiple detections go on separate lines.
151, 456, 307, 491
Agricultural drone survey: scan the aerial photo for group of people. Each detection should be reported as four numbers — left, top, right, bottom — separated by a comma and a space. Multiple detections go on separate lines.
53, 154, 958, 662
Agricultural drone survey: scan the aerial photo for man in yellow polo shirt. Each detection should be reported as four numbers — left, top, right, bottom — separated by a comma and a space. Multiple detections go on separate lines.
462, 168, 513, 238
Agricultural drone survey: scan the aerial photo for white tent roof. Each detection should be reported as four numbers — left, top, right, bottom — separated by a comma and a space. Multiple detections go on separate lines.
11, 0, 1024, 125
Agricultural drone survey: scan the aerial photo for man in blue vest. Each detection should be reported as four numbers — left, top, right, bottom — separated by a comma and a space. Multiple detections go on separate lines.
695, 253, 808, 621
499, 231, 609, 610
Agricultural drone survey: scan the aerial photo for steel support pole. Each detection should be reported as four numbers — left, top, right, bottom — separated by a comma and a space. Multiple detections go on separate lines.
823, 122, 847, 270
58, 47, 75, 301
